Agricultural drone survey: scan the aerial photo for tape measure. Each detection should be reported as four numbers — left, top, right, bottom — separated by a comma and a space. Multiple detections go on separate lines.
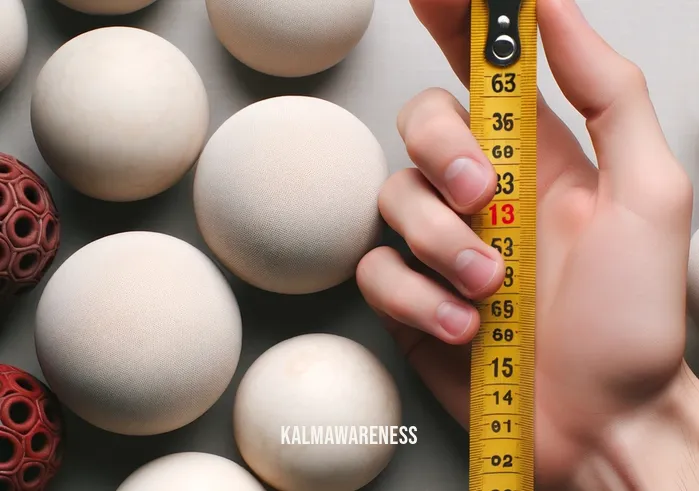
468, 0, 537, 490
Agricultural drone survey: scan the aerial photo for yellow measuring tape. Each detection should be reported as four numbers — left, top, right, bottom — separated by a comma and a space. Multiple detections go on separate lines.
468, 0, 537, 490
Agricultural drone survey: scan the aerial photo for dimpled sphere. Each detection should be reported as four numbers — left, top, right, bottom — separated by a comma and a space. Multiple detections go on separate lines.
0, 365, 64, 491
35, 232, 242, 436
233, 334, 401, 491
117, 453, 265, 491
193, 96, 388, 294
0, 154, 60, 300
30, 27, 209, 202
0, 0, 27, 93
56, 0, 157, 15
205, 0, 374, 77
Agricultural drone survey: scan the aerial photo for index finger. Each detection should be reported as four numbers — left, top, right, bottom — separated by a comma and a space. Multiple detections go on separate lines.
410, 0, 472, 87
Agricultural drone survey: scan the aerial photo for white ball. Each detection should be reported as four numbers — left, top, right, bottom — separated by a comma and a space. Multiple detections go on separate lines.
233, 333, 401, 491
31, 27, 209, 202
56, 0, 157, 15
688, 229, 699, 323
0, 0, 28, 92
193, 96, 388, 295
117, 453, 265, 491
35, 232, 242, 435
205, 0, 374, 77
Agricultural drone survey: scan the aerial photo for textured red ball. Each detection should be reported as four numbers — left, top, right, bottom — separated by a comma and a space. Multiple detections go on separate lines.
0, 153, 60, 299
0, 365, 64, 491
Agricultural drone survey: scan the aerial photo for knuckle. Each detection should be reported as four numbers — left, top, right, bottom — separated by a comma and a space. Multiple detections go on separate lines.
398, 87, 453, 133
404, 115, 455, 164
667, 167, 693, 199
414, 87, 455, 105
633, 159, 693, 219
659, 166, 693, 211
355, 247, 388, 289
406, 234, 431, 263
382, 280, 417, 321
619, 60, 649, 95
378, 168, 420, 216
404, 211, 453, 262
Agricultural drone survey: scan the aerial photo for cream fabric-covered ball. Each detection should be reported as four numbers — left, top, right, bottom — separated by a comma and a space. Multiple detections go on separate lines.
193, 96, 388, 295
0, 0, 28, 92
56, 0, 157, 15
35, 232, 242, 436
31, 27, 209, 202
233, 333, 401, 491
205, 0, 374, 77
118, 453, 265, 491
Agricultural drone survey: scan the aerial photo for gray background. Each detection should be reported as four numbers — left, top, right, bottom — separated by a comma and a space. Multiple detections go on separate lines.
1, 0, 698, 489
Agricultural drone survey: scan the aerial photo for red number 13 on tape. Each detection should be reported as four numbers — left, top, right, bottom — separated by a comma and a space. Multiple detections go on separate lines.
489, 203, 515, 226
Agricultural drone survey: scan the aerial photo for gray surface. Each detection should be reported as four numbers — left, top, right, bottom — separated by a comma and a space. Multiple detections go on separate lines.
0, 0, 698, 489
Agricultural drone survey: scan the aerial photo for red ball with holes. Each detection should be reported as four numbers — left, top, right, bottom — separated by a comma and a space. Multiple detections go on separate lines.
0, 153, 60, 300
0, 365, 63, 491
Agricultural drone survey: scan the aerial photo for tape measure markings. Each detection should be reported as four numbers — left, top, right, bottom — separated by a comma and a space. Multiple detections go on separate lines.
469, 0, 537, 490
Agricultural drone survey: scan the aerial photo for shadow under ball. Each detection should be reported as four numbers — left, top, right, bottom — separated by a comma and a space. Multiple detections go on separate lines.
35, 232, 242, 436
233, 333, 401, 491
30, 27, 209, 202
117, 453, 265, 491
0, 365, 64, 491
0, 0, 27, 92
205, 0, 374, 77
55, 0, 158, 15
0, 154, 61, 301
193, 96, 388, 295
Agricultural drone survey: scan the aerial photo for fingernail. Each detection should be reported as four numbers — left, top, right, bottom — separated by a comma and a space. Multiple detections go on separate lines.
456, 250, 499, 295
444, 158, 489, 206
436, 302, 473, 337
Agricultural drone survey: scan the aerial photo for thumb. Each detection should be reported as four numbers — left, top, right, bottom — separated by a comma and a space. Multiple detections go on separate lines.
539, 0, 690, 219
410, 0, 472, 87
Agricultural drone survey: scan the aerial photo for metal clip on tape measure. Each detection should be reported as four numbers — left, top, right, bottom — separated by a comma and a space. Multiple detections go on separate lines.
468, 0, 537, 490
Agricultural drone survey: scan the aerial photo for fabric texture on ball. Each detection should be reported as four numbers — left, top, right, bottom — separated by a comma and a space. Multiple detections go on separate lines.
193, 96, 388, 295
0, 0, 28, 92
56, 0, 157, 15
35, 232, 242, 436
233, 333, 401, 491
117, 453, 265, 491
205, 0, 374, 77
31, 27, 209, 202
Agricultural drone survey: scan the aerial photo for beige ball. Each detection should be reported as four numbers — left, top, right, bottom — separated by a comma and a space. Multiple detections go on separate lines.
118, 453, 265, 491
205, 0, 374, 77
31, 27, 209, 202
0, 0, 27, 92
193, 96, 387, 295
35, 232, 242, 435
233, 333, 401, 491
56, 0, 157, 15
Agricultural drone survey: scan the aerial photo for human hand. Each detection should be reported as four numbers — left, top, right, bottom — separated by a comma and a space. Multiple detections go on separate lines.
356, 0, 697, 488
